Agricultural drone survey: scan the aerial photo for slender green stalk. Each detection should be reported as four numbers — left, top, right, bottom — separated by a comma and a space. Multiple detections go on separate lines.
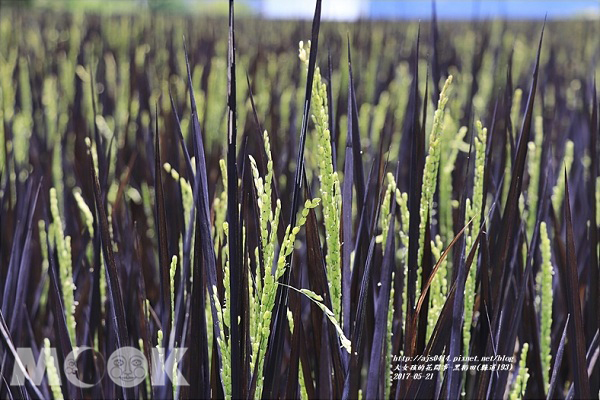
379, 173, 397, 251
537, 222, 554, 390
73, 188, 94, 237
214, 159, 228, 252
253, 198, 320, 399
172, 347, 179, 398
249, 131, 275, 274
14, 57, 32, 170
299, 363, 308, 400
280, 283, 350, 353
371, 91, 390, 147
385, 271, 395, 399
510, 343, 530, 400
248, 127, 321, 399
299, 40, 342, 320
219, 221, 232, 399
0, 50, 17, 123
417, 75, 453, 296
439, 123, 467, 246
38, 220, 50, 312
526, 116, 543, 238
44, 338, 63, 400
463, 120, 487, 356
248, 131, 281, 396
248, 249, 257, 364
428, 234, 447, 340
163, 162, 194, 234
511, 88, 523, 138
213, 281, 231, 399
380, 174, 397, 398
396, 190, 409, 332
169, 255, 178, 324
50, 187, 77, 348
139, 338, 152, 396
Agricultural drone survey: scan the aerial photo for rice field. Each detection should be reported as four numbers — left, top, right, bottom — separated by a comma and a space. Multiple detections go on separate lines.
0, 1, 599, 399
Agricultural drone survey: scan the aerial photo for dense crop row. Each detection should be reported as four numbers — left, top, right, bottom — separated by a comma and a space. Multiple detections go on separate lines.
0, 1, 599, 399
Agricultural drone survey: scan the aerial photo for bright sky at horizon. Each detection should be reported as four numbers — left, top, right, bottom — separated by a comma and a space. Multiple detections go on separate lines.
259, 0, 600, 20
